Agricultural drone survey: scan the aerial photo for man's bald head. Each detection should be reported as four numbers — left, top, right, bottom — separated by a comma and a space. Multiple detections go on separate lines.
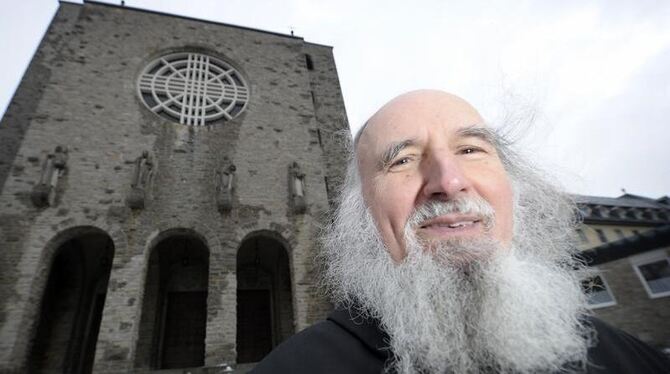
354, 90, 484, 150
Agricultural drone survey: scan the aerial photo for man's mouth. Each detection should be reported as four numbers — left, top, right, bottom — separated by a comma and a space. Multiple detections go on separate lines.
423, 220, 478, 229
418, 215, 483, 235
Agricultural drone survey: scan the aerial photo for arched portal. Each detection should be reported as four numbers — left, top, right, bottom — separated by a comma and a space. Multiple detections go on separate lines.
236, 234, 294, 363
29, 231, 114, 374
136, 234, 209, 370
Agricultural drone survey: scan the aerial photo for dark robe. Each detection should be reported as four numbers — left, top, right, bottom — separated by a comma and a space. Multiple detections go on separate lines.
251, 308, 670, 373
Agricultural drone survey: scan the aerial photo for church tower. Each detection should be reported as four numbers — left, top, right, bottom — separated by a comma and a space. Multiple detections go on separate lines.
0, 1, 349, 372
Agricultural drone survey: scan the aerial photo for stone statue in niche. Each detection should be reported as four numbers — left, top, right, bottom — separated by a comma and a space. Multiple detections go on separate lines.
126, 151, 153, 209
31, 146, 68, 207
217, 164, 236, 213
289, 162, 306, 214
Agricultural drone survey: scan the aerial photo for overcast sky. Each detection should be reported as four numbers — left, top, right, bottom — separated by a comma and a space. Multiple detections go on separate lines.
1, 0, 669, 198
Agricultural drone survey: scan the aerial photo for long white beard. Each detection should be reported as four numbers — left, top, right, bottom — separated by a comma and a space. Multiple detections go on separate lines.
320, 176, 592, 374
376, 245, 590, 374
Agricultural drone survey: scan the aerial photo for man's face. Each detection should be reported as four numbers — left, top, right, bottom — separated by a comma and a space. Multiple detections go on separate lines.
356, 90, 514, 262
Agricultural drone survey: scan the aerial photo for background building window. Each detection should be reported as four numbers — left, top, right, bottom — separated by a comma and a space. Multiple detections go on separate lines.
595, 228, 608, 243
581, 273, 616, 308
631, 250, 670, 298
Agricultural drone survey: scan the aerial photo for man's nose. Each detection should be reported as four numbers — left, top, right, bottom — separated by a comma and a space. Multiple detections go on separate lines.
421, 153, 472, 200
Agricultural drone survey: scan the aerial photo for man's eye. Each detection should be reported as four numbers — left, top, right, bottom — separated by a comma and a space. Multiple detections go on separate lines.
459, 147, 484, 155
390, 157, 411, 168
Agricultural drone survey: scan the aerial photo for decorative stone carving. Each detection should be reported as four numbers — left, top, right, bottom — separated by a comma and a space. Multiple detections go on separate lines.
126, 151, 153, 209
217, 164, 236, 213
289, 162, 306, 214
137, 52, 249, 126
31, 146, 68, 207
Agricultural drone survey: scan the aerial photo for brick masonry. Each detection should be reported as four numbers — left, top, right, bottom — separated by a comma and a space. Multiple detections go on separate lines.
0, 2, 348, 372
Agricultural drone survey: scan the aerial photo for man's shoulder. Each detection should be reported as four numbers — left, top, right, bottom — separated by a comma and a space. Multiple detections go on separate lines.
587, 316, 670, 373
250, 313, 386, 373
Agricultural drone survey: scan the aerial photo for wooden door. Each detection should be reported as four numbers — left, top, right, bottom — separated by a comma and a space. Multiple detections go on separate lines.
236, 289, 272, 363
161, 291, 207, 369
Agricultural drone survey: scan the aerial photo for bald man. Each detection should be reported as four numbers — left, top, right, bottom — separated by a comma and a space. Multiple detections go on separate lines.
252, 91, 670, 373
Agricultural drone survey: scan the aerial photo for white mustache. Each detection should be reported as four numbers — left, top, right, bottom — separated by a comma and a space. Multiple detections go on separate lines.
407, 197, 496, 231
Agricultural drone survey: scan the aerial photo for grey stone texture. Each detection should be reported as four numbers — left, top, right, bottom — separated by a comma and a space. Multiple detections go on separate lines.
0, 1, 348, 372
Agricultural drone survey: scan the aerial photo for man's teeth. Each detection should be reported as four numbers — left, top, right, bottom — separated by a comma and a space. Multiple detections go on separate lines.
435, 221, 474, 228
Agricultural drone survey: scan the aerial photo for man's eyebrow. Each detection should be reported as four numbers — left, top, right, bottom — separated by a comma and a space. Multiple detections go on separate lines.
379, 139, 416, 170
456, 125, 499, 146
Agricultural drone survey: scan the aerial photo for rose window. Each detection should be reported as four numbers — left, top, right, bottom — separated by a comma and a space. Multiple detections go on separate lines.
138, 52, 249, 126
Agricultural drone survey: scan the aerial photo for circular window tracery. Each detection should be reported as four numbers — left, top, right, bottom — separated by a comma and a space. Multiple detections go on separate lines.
138, 52, 249, 126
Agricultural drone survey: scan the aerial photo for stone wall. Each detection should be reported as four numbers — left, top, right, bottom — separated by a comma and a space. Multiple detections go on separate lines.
304, 42, 351, 207
0, 2, 349, 372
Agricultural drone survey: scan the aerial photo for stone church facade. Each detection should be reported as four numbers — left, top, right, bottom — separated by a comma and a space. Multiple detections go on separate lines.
0, 1, 349, 372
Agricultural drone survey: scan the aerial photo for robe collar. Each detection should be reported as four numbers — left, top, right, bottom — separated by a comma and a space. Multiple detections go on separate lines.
327, 307, 393, 362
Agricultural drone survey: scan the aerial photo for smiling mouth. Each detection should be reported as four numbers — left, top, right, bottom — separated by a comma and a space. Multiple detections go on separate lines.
421, 220, 480, 229
417, 215, 485, 237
